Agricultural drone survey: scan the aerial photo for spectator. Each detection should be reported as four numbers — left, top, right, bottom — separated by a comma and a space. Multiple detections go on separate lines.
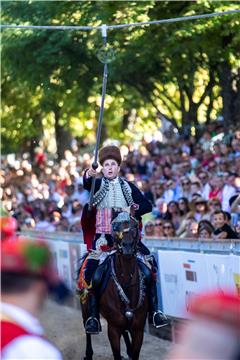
198, 171, 211, 200
208, 198, 222, 214
229, 193, 240, 226
152, 198, 167, 219
234, 220, 240, 238
163, 221, 175, 238
209, 175, 224, 202
179, 176, 192, 201
192, 198, 210, 222
55, 217, 70, 232
164, 201, 181, 229
34, 211, 55, 232
21, 217, 35, 230
141, 179, 154, 204
152, 182, 165, 203
212, 210, 238, 240
222, 173, 236, 212
198, 220, 214, 239
184, 219, 199, 239
144, 221, 155, 237
163, 180, 175, 203
71, 179, 89, 206
178, 197, 191, 219
1, 124, 239, 240
153, 220, 164, 238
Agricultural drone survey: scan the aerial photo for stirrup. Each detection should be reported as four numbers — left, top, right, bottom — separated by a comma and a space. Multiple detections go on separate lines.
152, 311, 169, 329
85, 317, 101, 334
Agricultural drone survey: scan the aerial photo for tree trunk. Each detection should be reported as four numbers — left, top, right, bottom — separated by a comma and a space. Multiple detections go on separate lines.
219, 61, 234, 134
54, 108, 72, 160
232, 70, 240, 126
121, 110, 130, 132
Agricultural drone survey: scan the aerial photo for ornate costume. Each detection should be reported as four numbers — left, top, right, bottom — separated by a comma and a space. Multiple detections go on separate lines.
80, 145, 169, 334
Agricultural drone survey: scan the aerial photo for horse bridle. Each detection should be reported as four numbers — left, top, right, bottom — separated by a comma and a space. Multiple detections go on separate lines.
112, 214, 139, 253
110, 256, 146, 320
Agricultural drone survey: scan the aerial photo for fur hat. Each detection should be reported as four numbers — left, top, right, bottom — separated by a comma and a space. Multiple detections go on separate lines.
99, 145, 122, 166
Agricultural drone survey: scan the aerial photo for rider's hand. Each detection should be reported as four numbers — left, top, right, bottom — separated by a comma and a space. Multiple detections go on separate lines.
122, 207, 131, 214
87, 168, 98, 178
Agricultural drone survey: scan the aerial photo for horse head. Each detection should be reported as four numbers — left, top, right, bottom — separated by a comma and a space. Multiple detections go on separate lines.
111, 211, 139, 256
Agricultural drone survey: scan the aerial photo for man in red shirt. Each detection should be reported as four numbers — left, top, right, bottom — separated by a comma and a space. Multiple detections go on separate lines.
1, 235, 63, 359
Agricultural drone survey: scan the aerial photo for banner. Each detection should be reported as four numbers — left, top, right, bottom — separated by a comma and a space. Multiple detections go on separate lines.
45, 238, 87, 289
158, 250, 240, 319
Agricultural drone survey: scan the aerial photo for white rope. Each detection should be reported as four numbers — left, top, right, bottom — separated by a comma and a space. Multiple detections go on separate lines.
1, 9, 239, 32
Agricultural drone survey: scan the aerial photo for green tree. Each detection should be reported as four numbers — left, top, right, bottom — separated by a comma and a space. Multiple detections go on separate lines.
1, 1, 239, 157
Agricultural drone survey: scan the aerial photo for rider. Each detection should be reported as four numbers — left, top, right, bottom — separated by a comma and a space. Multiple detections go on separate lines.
81, 145, 168, 334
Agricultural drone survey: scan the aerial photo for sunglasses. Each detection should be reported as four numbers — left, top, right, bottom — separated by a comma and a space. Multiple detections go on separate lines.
163, 225, 173, 229
182, 182, 190, 186
155, 223, 163, 226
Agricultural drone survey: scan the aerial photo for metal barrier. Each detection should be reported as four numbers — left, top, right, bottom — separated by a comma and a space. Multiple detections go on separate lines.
143, 237, 240, 255
20, 230, 84, 243
21, 230, 240, 254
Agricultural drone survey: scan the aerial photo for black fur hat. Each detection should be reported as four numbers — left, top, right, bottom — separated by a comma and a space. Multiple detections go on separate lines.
99, 145, 122, 166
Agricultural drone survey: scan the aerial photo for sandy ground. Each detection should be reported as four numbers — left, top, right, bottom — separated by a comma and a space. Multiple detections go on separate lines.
40, 300, 171, 360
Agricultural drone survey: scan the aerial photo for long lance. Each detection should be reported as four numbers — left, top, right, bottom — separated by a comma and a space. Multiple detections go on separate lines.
88, 25, 108, 211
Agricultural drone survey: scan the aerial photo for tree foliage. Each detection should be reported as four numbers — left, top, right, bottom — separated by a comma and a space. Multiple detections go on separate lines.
1, 1, 240, 157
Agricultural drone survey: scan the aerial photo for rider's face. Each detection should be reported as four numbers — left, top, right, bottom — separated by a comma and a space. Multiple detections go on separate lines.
102, 159, 120, 179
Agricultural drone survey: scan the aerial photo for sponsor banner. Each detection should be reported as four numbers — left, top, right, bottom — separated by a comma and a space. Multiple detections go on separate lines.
45, 239, 87, 289
68, 243, 87, 289
58, 241, 72, 288
158, 251, 186, 318
158, 250, 240, 319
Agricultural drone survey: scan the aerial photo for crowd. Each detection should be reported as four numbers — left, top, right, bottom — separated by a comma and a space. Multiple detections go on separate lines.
1, 123, 240, 240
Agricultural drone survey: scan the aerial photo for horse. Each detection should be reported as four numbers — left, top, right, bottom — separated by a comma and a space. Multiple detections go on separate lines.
79, 211, 149, 360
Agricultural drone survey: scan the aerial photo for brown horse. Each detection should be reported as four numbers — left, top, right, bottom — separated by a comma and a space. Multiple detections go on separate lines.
80, 212, 149, 360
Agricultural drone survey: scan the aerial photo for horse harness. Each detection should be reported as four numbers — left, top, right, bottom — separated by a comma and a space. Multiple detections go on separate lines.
110, 256, 146, 320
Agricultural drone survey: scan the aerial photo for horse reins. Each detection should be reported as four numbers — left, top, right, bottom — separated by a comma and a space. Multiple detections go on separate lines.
110, 256, 146, 320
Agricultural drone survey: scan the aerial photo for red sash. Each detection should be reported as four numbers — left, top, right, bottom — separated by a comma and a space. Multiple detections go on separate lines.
1, 320, 31, 351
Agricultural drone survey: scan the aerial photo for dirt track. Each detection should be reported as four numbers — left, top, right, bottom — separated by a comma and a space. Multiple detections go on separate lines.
41, 300, 171, 360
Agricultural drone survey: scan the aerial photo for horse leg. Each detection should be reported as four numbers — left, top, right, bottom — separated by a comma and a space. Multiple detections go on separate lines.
108, 325, 122, 360
84, 334, 93, 360
130, 330, 144, 360
122, 330, 132, 359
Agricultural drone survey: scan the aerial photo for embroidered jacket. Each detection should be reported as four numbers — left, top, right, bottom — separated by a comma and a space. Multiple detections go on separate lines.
83, 172, 152, 221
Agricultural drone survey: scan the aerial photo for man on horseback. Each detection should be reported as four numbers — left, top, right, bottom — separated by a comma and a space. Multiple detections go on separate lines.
80, 145, 168, 334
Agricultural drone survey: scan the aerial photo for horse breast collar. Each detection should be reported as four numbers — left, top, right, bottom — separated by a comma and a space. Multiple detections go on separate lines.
110, 256, 146, 320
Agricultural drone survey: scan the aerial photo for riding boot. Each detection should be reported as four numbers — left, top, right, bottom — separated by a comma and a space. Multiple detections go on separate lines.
148, 280, 169, 328
85, 292, 102, 334
85, 257, 111, 334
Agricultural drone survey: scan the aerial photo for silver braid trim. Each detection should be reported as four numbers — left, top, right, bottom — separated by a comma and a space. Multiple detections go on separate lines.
92, 177, 134, 207
119, 178, 134, 206
92, 177, 109, 206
